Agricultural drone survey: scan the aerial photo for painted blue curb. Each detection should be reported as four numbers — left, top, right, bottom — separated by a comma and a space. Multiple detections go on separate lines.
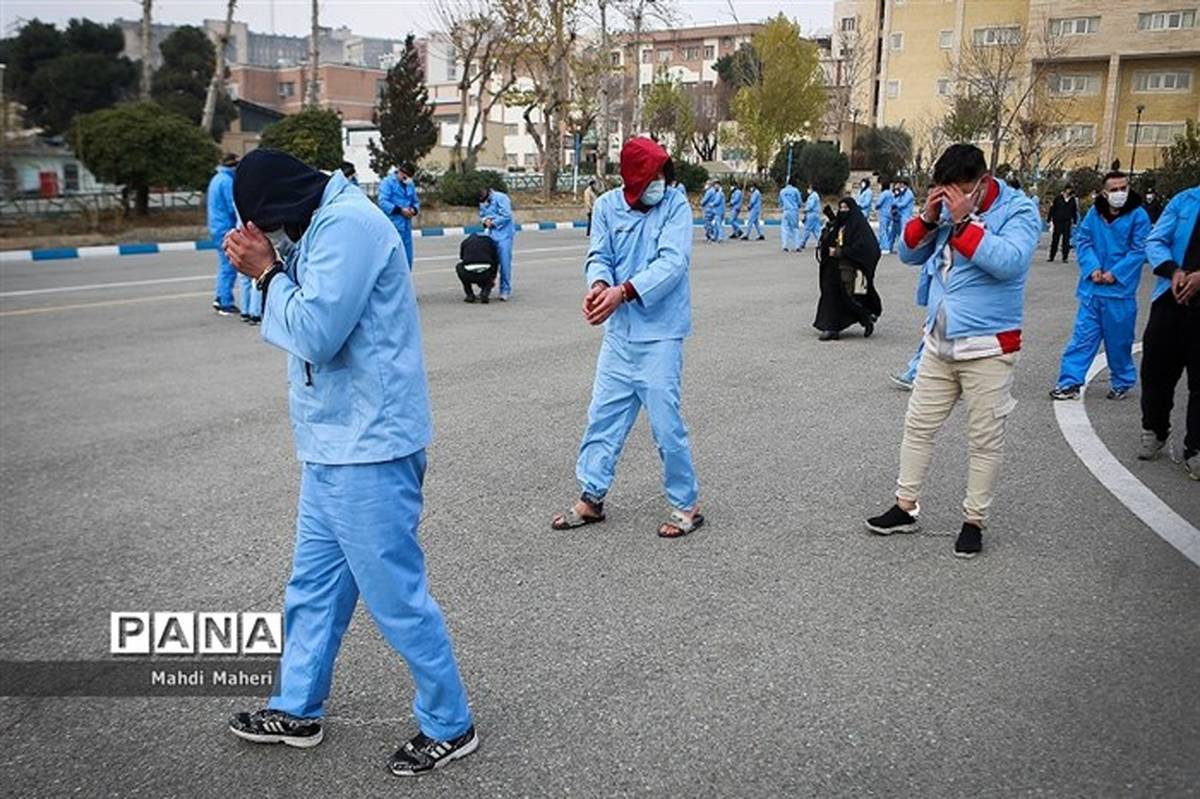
537, 221, 557, 230
463, 224, 485, 234
118, 243, 159, 255
195, 239, 218, 250
31, 247, 79, 261
572, 220, 588, 228
420, 227, 445, 237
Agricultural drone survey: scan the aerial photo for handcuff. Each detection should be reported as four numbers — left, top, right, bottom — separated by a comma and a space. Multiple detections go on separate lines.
256, 259, 286, 292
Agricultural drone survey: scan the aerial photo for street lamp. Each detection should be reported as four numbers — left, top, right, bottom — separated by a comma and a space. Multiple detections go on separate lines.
1130, 104, 1145, 175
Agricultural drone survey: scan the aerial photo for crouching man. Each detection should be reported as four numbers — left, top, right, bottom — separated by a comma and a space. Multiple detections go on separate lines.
222, 150, 477, 776
865, 144, 1040, 559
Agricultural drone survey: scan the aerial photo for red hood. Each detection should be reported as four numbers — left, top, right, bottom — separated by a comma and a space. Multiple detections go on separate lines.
620, 137, 670, 207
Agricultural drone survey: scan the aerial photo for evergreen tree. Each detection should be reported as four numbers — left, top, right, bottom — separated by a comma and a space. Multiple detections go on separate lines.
368, 34, 437, 175
150, 26, 236, 138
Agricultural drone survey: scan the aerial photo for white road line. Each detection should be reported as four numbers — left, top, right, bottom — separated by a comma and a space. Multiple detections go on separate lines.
0, 243, 588, 298
1054, 343, 1200, 567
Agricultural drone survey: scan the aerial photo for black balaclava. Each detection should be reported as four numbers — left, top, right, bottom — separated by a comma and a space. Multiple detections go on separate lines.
234, 149, 332, 238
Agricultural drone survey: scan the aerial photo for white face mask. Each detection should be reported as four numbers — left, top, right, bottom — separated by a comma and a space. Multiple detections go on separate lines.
641, 179, 666, 206
1107, 189, 1128, 209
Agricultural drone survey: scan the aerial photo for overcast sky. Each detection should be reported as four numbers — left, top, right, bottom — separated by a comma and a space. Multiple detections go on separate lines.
2, 1, 836, 40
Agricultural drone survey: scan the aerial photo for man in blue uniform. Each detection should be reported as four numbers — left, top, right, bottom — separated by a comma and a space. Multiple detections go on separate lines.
856, 178, 873, 223
1050, 171, 1151, 402
479, 186, 516, 300
551, 137, 703, 539
875, 180, 894, 253
207, 153, 240, 316
799, 183, 822, 250
221, 150, 476, 777
888, 180, 915, 252
778, 179, 801, 251
745, 183, 765, 241
728, 183, 744, 239
377, 162, 420, 269
711, 180, 725, 242
701, 181, 718, 242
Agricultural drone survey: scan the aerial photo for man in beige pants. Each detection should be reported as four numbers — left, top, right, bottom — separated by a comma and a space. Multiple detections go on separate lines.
865, 145, 1041, 558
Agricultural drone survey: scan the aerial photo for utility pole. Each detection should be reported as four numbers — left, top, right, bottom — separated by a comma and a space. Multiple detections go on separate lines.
201, 0, 237, 136
306, 0, 320, 107
140, 0, 153, 100
597, 0, 610, 180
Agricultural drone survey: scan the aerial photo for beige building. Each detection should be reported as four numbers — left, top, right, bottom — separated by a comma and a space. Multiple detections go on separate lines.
833, 0, 1200, 170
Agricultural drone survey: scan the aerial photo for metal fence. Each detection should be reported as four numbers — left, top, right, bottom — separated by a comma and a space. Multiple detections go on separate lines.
0, 189, 204, 218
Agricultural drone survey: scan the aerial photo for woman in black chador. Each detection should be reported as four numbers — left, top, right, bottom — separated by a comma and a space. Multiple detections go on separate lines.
813, 196, 883, 340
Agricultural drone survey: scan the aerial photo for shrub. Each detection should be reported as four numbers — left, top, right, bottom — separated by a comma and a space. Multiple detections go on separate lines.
769, 140, 806, 188
796, 142, 851, 196
436, 169, 508, 207
673, 161, 710, 193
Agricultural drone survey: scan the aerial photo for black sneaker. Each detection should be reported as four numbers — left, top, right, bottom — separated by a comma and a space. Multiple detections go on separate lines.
1106, 387, 1129, 400
463, 294, 476, 303
866, 504, 920, 535
247, 316, 261, 326
228, 709, 324, 748
1049, 386, 1080, 401
214, 303, 239, 316
954, 523, 983, 559
388, 726, 479, 777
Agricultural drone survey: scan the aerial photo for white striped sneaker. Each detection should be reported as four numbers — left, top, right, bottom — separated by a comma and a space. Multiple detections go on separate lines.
228, 709, 324, 748
389, 726, 479, 776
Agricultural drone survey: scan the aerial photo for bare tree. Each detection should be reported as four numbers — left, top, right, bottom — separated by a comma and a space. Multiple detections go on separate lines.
201, 0, 237, 135
950, 22, 1072, 169
613, 0, 679, 133
140, 0, 153, 100
689, 80, 730, 161
508, 0, 580, 200
432, 0, 526, 172
595, 0, 613, 178
829, 16, 871, 152
306, 0, 320, 107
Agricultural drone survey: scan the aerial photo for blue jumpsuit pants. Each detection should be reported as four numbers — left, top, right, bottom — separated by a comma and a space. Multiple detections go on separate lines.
576, 335, 699, 511
800, 216, 822, 249
729, 212, 743, 238
781, 212, 801, 250
902, 339, 925, 384
214, 243, 237, 307
885, 214, 902, 252
746, 211, 763, 240
493, 234, 514, 296
267, 452, 473, 741
237, 273, 263, 317
877, 217, 892, 251
1056, 296, 1138, 392
394, 217, 415, 271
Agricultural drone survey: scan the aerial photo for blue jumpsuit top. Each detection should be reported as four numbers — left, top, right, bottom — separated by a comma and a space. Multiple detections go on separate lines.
856, 187, 873, 215
1073, 201, 1151, 301
804, 191, 821, 219
585, 187, 694, 343
206, 165, 237, 239
779, 185, 801, 217
893, 188, 915, 221
261, 171, 432, 465
899, 178, 1041, 338
711, 188, 725, 218
377, 173, 419, 228
479, 190, 515, 239
1145, 186, 1200, 301
700, 186, 715, 214
747, 189, 762, 216
875, 189, 894, 218
729, 188, 743, 215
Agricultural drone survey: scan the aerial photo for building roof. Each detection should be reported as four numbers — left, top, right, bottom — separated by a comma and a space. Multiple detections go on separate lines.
233, 98, 286, 120
618, 22, 765, 44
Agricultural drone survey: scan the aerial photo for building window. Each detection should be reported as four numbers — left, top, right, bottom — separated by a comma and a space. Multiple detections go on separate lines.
683, 46, 701, 60
504, 123, 520, 135
641, 49, 652, 64
657, 49, 671, 63
703, 44, 715, 59
841, 17, 857, 32
1048, 74, 1101, 95
1137, 9, 1197, 30
973, 26, 1021, 46
1050, 124, 1096, 145
63, 162, 80, 192
889, 32, 904, 51
376, 79, 387, 97
1133, 70, 1193, 92
445, 46, 458, 81
609, 51, 621, 66
277, 81, 295, 97
886, 80, 900, 99
1049, 16, 1100, 36
939, 30, 953, 48
523, 152, 539, 167
505, 153, 519, 167
1126, 121, 1187, 144
936, 78, 952, 96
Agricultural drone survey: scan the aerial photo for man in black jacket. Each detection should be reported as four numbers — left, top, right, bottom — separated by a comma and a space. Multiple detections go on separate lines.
1048, 185, 1079, 263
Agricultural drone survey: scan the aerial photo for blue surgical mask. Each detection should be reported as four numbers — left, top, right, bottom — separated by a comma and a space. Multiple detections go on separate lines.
641, 179, 666, 206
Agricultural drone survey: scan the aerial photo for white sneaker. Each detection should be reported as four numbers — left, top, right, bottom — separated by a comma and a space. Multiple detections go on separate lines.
1137, 430, 1167, 461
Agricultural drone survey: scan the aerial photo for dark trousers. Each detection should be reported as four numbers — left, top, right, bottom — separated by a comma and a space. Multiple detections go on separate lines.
1049, 221, 1072, 261
456, 263, 497, 298
586, 212, 592, 236
1140, 293, 1200, 455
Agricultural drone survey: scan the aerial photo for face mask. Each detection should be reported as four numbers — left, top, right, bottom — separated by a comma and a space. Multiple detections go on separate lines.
1146, 192, 1155, 201
641, 179, 666, 206
1107, 190, 1128, 209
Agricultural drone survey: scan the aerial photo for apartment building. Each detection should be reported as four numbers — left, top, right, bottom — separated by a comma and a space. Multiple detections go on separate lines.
832, 0, 1200, 169
227, 62, 386, 124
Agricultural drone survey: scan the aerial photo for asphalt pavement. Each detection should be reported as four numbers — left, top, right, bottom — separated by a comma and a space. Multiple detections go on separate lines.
1, 227, 1197, 797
